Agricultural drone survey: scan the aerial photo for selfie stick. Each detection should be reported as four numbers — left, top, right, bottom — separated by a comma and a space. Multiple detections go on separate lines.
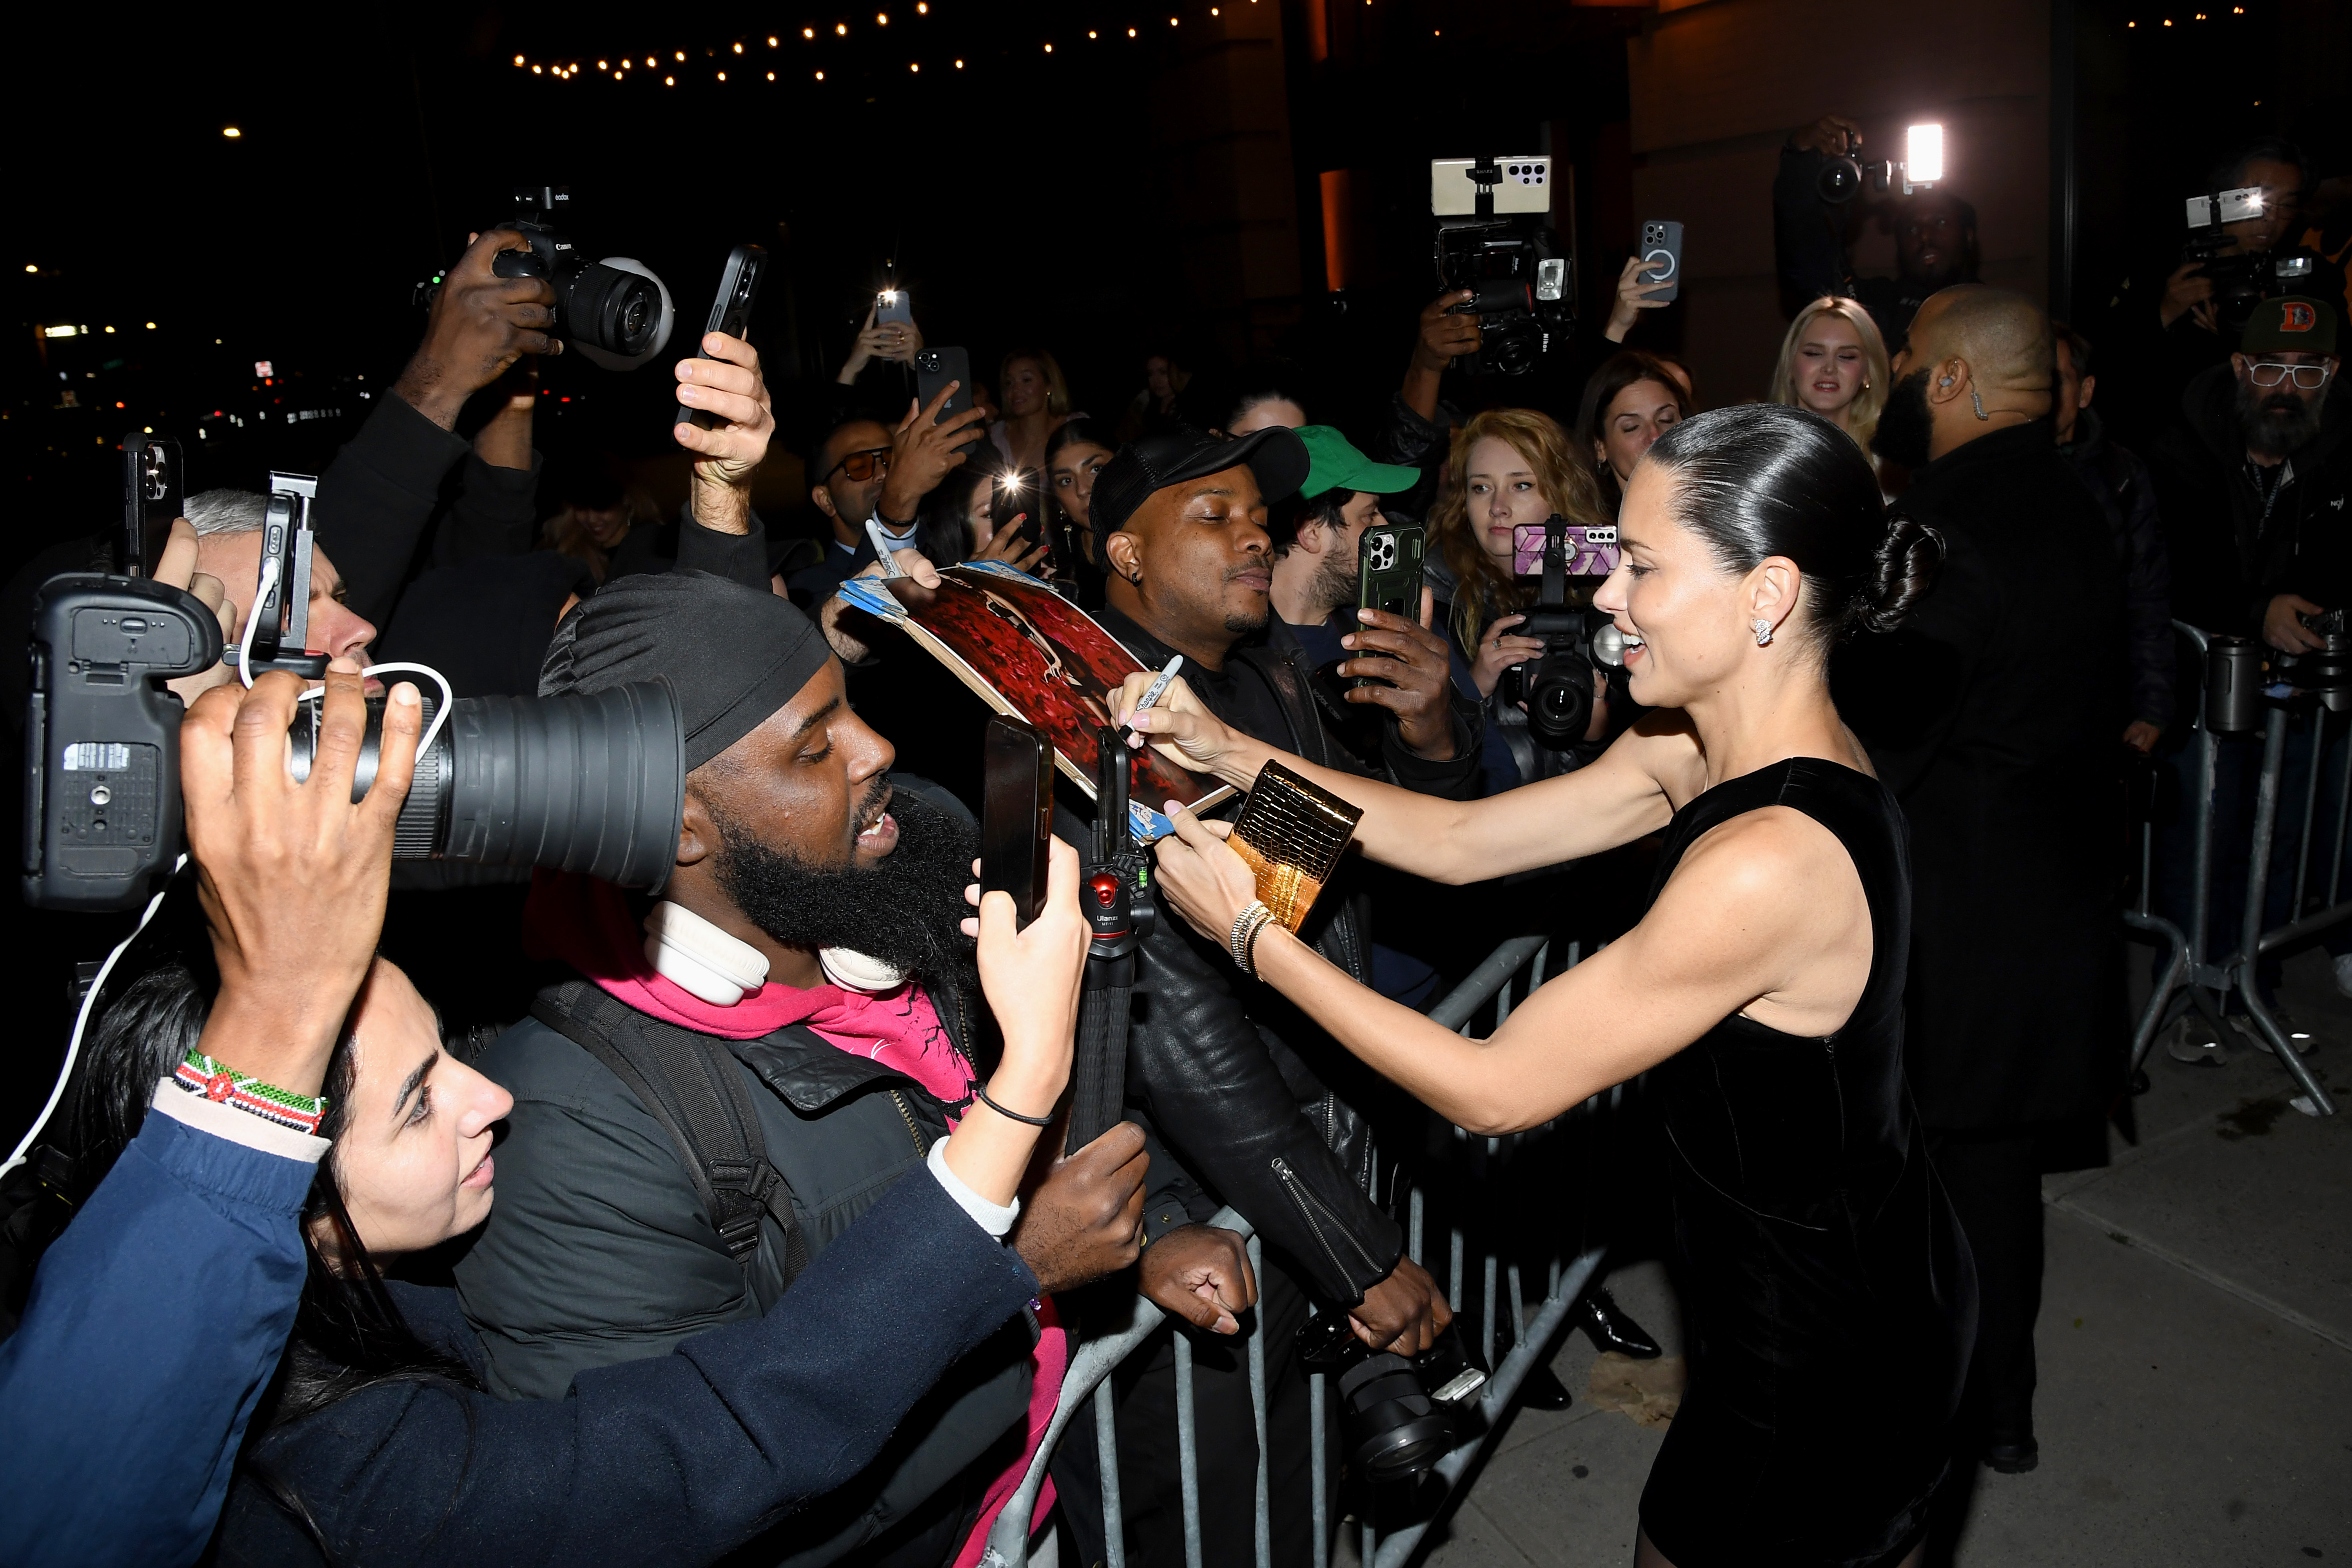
1067, 726, 1141, 1149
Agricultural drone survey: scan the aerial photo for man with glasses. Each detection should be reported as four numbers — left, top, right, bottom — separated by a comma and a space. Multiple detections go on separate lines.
789, 389, 988, 605
2151, 296, 2347, 650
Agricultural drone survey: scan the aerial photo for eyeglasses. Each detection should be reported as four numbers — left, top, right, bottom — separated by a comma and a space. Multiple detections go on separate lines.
825, 446, 893, 483
2249, 362, 2334, 390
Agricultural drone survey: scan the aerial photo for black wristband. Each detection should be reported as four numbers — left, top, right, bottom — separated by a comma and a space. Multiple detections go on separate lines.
975, 1082, 1057, 1127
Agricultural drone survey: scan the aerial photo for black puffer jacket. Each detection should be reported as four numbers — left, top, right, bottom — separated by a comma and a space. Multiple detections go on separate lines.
1091, 608, 1481, 1307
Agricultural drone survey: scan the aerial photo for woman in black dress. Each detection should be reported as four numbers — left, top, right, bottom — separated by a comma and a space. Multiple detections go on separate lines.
1123, 403, 1976, 1567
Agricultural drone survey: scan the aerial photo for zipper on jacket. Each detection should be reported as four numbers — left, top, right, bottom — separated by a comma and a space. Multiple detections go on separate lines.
887, 1089, 930, 1157
1271, 1154, 1385, 1281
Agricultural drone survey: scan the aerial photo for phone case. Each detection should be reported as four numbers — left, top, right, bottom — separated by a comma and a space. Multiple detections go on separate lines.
679, 245, 768, 428
1352, 523, 1425, 689
1512, 522, 1619, 578
874, 289, 915, 329
1638, 220, 1684, 304
916, 347, 982, 455
1228, 761, 1365, 932
122, 433, 183, 578
981, 717, 1053, 927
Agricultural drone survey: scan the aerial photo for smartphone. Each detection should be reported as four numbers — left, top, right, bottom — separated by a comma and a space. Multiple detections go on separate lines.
915, 345, 982, 455
991, 468, 1049, 567
121, 432, 184, 578
2186, 187, 2266, 229
1352, 522, 1425, 688
1637, 220, 1685, 305
678, 244, 768, 429
981, 717, 1053, 928
1430, 156, 1551, 217
874, 287, 914, 331
1512, 522, 1618, 578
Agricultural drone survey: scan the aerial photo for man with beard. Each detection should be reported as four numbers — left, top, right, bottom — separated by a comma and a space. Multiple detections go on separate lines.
2148, 297, 2348, 650
1836, 284, 2129, 1484
450, 571, 1192, 1568
2147, 298, 2352, 997
1776, 111, 1981, 346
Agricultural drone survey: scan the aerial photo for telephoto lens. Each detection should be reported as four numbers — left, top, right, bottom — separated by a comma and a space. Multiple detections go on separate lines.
288, 680, 684, 891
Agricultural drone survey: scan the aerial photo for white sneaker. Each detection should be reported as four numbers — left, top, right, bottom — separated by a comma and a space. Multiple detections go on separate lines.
2334, 952, 2352, 998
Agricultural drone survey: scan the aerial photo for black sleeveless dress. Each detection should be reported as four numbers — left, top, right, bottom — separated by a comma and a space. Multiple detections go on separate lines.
1635, 759, 1977, 1568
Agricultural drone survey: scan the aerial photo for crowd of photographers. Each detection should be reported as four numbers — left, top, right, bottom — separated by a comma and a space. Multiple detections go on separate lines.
0, 114, 2347, 1568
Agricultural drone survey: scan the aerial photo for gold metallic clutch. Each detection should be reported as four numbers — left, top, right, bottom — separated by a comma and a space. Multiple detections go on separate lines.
1227, 761, 1365, 931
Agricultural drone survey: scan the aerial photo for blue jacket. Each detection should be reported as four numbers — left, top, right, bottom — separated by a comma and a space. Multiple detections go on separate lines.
0, 1103, 319, 1568
213, 1163, 1038, 1566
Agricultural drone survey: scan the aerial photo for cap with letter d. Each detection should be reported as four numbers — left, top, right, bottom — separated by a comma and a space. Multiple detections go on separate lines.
2241, 296, 2338, 356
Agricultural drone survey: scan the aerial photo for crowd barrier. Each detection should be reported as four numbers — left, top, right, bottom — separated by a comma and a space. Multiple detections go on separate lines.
980, 936, 1615, 1568
2125, 621, 2339, 1117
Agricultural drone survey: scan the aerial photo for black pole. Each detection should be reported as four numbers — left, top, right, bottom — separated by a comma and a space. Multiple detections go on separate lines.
1067, 727, 1142, 1150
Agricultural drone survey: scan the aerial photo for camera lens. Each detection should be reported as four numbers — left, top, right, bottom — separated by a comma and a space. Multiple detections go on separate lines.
560, 261, 668, 358
288, 680, 684, 891
1817, 156, 1862, 203
1337, 1353, 1456, 1485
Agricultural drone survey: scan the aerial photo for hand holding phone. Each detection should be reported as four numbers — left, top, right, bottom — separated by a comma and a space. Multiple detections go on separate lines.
122, 433, 185, 578
1353, 523, 1425, 688
915, 347, 984, 457
678, 245, 767, 429
1637, 221, 1684, 305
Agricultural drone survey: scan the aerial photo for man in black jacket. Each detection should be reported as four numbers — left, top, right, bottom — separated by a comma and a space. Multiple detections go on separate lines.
2053, 322, 2175, 750
1050, 426, 1475, 1567
1774, 112, 1980, 347
2146, 297, 2351, 998
1840, 285, 2128, 1479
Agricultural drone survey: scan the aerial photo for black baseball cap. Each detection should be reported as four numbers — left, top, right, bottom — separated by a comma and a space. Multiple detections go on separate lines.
1089, 426, 1312, 559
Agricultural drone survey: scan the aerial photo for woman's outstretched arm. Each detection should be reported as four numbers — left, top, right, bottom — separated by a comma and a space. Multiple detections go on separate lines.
1114, 669, 1695, 886
1151, 801, 1858, 1132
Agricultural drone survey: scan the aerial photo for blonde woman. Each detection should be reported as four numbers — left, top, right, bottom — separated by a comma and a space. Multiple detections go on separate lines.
1769, 296, 1890, 456
989, 347, 1082, 472
1426, 408, 1618, 784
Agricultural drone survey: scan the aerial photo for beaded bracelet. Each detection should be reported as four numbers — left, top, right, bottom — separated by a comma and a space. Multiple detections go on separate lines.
172, 1050, 328, 1136
1229, 900, 1276, 980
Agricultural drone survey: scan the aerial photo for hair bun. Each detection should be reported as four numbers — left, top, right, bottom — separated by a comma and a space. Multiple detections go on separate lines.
1859, 515, 1943, 634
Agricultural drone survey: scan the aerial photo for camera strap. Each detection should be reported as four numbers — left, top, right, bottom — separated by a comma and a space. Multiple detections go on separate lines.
532, 980, 810, 1290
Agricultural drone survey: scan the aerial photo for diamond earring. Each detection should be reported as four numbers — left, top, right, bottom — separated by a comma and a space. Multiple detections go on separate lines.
1752, 617, 1773, 646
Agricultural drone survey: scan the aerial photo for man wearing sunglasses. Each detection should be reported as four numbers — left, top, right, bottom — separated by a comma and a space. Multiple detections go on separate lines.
790, 387, 989, 605
2151, 296, 2348, 655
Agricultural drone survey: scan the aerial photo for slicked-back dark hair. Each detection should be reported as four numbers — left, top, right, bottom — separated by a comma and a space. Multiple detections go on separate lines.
1641, 403, 1942, 650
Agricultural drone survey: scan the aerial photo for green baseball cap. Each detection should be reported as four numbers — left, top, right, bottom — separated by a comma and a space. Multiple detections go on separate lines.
1295, 425, 1421, 500
2241, 296, 2339, 356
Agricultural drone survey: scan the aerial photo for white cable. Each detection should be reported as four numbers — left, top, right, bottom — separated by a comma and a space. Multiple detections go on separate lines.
236, 555, 280, 690
294, 662, 456, 758
2, 856, 187, 1178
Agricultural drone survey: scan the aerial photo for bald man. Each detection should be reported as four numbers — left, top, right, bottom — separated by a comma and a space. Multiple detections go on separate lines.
1838, 284, 2130, 1480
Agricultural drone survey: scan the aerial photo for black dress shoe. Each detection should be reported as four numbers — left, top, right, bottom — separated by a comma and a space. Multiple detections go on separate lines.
1519, 1364, 1573, 1411
1982, 1434, 2039, 1474
1576, 1286, 1664, 1360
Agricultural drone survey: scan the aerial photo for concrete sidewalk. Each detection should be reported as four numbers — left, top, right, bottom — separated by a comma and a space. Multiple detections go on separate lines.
1414, 951, 2352, 1568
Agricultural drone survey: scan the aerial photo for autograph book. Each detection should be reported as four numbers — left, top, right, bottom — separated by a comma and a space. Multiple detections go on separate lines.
833, 562, 1235, 842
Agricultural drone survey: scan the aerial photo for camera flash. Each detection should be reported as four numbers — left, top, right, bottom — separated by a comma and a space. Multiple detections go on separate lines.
1905, 124, 1944, 187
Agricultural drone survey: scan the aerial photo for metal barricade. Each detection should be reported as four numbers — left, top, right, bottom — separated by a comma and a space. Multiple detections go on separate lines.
2127, 621, 2339, 1116
979, 936, 1613, 1568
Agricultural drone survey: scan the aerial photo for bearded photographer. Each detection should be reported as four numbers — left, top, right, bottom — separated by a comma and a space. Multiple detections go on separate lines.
1842, 284, 2129, 1478
2146, 297, 2350, 998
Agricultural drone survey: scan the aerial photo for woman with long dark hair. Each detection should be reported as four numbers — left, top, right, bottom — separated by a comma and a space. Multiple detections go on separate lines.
1123, 403, 1972, 1567
1577, 350, 1693, 517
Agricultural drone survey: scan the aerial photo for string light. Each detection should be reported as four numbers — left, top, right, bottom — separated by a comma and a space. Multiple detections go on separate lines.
597, 59, 607, 68
955, 57, 964, 66
665, 74, 675, 83
732, 41, 743, 51
837, 22, 848, 33
513, 54, 525, 65
767, 69, 775, 78
221, 125, 241, 137
717, 70, 726, 79
768, 35, 777, 44
1089, 28, 1097, 36
1044, 41, 1053, 50
533, 64, 543, 73
817, 69, 826, 79
1128, 25, 1137, 34
803, 26, 815, 36
645, 55, 655, 65
917, 2, 927, 11
675, 49, 686, 59
910, 60, 919, 69
877, 11, 889, 22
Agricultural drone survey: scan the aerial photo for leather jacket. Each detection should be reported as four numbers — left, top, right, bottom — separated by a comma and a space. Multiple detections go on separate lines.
1095, 608, 1481, 1306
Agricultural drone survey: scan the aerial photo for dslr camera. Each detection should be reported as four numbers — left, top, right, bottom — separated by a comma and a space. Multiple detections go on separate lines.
1297, 1312, 1488, 1486
2182, 187, 2319, 332
1430, 156, 1573, 377
24, 470, 687, 911
1496, 514, 1629, 751
418, 187, 675, 370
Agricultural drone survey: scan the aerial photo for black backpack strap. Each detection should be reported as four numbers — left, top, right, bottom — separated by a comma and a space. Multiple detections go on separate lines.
530, 981, 810, 1289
